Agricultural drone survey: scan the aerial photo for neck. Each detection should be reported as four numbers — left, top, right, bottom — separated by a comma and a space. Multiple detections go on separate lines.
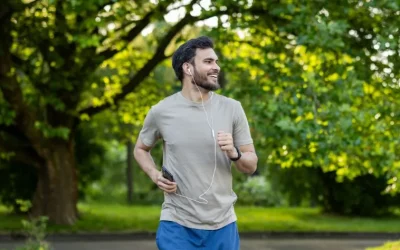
181, 80, 212, 103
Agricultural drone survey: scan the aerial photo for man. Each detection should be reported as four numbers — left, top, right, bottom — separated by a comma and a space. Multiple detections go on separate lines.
134, 36, 258, 250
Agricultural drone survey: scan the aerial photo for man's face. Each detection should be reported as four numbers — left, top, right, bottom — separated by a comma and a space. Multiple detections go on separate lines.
190, 48, 221, 91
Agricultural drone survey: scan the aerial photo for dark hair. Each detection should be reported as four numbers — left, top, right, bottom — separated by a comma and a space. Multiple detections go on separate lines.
172, 36, 214, 81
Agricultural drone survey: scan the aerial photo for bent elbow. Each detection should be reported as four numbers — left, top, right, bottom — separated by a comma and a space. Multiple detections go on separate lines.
246, 165, 257, 175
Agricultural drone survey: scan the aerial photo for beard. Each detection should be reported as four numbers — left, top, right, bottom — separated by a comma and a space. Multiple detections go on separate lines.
191, 68, 220, 91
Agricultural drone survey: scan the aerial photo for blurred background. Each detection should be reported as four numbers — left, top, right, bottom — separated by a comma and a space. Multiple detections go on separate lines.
0, 0, 399, 249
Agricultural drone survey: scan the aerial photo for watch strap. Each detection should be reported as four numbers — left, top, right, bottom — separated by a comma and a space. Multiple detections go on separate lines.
230, 146, 241, 161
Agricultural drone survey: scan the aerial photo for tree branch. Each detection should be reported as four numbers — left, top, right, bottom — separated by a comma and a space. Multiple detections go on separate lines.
96, 0, 178, 62
80, 3, 289, 117
80, 5, 246, 117
1, 0, 40, 20
80, 14, 196, 117
21, 0, 40, 10
0, 42, 41, 144
0, 140, 44, 169
97, 11, 155, 62
0, 124, 44, 168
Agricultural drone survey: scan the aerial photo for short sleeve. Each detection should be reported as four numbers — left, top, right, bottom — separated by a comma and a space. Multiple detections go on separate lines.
233, 101, 253, 146
139, 107, 161, 147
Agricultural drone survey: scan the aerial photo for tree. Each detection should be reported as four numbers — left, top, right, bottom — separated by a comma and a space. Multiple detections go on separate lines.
1, 0, 398, 224
213, 0, 400, 203
0, 0, 290, 225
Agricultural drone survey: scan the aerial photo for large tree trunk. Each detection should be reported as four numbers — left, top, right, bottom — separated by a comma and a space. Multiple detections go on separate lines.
31, 139, 78, 225
1, 3, 80, 226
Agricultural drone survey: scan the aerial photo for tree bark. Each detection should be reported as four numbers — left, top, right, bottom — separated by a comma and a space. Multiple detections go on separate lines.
31, 139, 78, 225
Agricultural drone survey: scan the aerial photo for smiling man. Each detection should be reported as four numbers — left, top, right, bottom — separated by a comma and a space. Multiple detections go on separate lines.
134, 36, 258, 250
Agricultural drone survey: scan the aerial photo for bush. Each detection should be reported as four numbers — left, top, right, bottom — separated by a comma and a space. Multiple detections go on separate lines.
0, 201, 52, 250
235, 176, 283, 206
15, 217, 52, 250
318, 171, 400, 216
268, 165, 322, 207
270, 166, 400, 216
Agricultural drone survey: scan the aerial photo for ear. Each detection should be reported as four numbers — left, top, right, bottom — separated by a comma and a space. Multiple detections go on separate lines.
183, 62, 192, 76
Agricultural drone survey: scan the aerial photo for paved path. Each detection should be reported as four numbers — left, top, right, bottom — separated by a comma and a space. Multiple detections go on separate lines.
0, 239, 387, 250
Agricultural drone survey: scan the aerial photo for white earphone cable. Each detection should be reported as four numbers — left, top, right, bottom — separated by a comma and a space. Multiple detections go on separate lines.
173, 71, 217, 204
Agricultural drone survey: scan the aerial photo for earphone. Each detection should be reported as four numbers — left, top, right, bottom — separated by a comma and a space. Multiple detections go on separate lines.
172, 66, 217, 204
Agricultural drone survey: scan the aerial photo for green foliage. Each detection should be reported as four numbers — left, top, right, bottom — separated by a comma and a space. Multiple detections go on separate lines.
15, 217, 52, 250
318, 171, 400, 216
234, 176, 283, 207
0, 202, 51, 250
267, 165, 323, 207
15, 200, 32, 213
1, 0, 400, 221
0, 100, 15, 126
212, 0, 400, 197
82, 140, 164, 204
0, 162, 37, 213
272, 165, 400, 216
74, 123, 107, 200
33, 122, 70, 140
82, 140, 127, 203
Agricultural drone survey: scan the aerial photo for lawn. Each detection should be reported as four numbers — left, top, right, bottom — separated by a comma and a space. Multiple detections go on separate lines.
367, 241, 400, 250
1, 204, 400, 233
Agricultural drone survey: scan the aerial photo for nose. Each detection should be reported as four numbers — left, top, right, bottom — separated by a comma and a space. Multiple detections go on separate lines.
213, 62, 220, 72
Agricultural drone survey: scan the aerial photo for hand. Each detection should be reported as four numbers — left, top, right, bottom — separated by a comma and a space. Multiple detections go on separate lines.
151, 170, 177, 193
217, 131, 238, 159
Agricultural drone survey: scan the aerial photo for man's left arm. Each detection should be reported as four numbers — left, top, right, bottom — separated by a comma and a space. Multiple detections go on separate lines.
217, 132, 258, 175
231, 143, 258, 174
217, 101, 258, 174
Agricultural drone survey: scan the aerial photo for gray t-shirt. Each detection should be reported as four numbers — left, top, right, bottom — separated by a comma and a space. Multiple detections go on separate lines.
139, 91, 253, 230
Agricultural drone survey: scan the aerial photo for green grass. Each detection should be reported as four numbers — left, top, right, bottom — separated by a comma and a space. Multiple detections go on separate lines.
236, 207, 400, 232
366, 241, 400, 250
0, 205, 25, 232
1, 204, 400, 233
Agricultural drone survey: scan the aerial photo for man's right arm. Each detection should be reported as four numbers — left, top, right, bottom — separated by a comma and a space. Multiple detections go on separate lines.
133, 138, 177, 193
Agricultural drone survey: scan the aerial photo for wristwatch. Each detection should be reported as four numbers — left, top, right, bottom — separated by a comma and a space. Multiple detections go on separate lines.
230, 146, 242, 161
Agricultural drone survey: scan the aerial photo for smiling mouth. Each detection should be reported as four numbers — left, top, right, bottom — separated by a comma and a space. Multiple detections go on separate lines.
208, 75, 218, 79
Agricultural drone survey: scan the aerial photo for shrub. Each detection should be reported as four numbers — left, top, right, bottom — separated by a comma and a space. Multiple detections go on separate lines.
235, 176, 283, 206
15, 217, 52, 250
271, 165, 400, 216
318, 170, 400, 216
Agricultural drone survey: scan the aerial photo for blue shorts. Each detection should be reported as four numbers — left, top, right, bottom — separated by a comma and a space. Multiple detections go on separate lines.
156, 221, 240, 250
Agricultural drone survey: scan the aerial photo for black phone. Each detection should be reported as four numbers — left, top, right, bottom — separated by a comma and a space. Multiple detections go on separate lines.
162, 166, 174, 182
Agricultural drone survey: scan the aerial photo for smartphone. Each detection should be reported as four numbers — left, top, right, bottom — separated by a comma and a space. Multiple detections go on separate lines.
162, 166, 174, 182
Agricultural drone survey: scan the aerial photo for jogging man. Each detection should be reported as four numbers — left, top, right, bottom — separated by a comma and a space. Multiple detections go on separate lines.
134, 36, 258, 250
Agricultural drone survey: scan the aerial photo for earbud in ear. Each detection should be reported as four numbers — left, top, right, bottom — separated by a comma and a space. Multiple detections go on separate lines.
188, 69, 192, 75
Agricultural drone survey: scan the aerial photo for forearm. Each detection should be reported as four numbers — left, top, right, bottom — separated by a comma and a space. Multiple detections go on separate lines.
234, 152, 258, 175
133, 147, 159, 182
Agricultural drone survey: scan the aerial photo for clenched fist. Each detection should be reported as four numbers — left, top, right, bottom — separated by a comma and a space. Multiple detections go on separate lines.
217, 131, 238, 159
